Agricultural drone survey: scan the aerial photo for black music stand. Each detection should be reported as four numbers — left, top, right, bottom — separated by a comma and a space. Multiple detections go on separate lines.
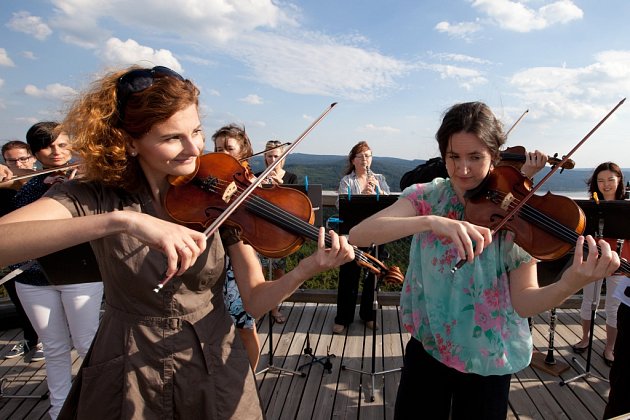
341, 245, 402, 402
338, 195, 402, 402
560, 200, 630, 386
256, 258, 305, 378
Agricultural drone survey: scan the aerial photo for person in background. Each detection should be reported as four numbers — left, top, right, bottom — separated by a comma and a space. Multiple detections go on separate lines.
348, 102, 619, 419
572, 162, 630, 367
332, 140, 390, 334
604, 271, 630, 418
255, 139, 298, 324
0, 66, 353, 419
211, 123, 262, 369
9, 122, 103, 419
1, 140, 42, 362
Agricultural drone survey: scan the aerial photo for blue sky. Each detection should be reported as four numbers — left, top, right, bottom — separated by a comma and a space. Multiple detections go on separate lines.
1, 0, 629, 168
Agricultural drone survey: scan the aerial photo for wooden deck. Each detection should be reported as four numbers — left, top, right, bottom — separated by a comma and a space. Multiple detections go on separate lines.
0, 302, 620, 420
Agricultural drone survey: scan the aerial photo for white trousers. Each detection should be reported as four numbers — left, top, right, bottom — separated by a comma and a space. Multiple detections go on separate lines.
16, 282, 103, 420
579, 275, 622, 328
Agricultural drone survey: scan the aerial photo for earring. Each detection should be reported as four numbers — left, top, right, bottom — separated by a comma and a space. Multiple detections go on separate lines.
130, 151, 137, 157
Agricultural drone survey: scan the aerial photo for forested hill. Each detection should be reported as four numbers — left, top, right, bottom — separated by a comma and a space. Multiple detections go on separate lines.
248, 153, 628, 194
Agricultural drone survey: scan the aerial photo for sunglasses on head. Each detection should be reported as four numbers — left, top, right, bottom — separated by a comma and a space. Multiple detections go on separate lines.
116, 66, 185, 122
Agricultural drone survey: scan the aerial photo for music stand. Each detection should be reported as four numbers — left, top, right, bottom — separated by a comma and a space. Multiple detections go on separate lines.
560, 200, 630, 386
341, 245, 402, 402
338, 195, 402, 401
256, 258, 305, 378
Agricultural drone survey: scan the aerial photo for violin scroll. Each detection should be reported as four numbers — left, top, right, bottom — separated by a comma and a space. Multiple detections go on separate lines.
499, 146, 575, 171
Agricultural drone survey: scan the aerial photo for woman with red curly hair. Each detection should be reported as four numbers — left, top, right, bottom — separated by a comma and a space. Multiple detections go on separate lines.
0, 65, 354, 419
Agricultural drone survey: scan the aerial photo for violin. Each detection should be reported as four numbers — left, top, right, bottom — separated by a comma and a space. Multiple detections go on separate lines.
463, 165, 630, 274
164, 152, 404, 282
499, 146, 575, 171
450, 98, 627, 274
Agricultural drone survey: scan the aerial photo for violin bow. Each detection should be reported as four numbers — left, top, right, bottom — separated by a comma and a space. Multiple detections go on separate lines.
505, 109, 529, 137
154, 102, 338, 292
452, 98, 626, 273
239, 141, 292, 162
4, 163, 81, 183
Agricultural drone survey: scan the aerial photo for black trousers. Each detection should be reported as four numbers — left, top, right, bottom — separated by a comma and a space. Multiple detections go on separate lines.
395, 337, 511, 420
334, 246, 381, 326
604, 301, 630, 419
4, 279, 39, 347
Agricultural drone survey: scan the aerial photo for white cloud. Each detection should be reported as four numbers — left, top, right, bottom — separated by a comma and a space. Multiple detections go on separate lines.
24, 83, 78, 100
100, 38, 182, 72
232, 32, 411, 101
0, 49, 15, 67
7, 11, 53, 40
240, 94, 263, 105
470, 0, 583, 32
0, 79, 4, 88
359, 124, 400, 134
46, 0, 409, 102
509, 49, 630, 119
430, 52, 492, 65
21, 51, 37, 60
435, 20, 482, 40
422, 63, 488, 90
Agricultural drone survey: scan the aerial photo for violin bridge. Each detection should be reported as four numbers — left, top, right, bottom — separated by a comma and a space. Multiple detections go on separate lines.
222, 181, 237, 203
500, 192, 515, 211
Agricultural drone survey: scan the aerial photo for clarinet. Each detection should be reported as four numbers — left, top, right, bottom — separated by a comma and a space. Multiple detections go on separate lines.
365, 165, 379, 194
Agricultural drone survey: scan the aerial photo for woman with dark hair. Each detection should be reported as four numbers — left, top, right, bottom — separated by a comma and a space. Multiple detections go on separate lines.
9, 122, 103, 419
0, 65, 353, 419
211, 123, 261, 369
572, 162, 629, 366
332, 140, 390, 334
349, 102, 619, 419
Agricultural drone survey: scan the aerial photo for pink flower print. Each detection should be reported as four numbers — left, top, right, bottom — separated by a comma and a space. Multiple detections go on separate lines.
494, 356, 506, 368
442, 353, 466, 371
446, 210, 459, 220
482, 288, 500, 310
474, 303, 497, 332
417, 199, 432, 216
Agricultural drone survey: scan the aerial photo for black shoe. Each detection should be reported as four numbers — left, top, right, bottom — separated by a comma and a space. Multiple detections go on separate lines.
572, 343, 588, 354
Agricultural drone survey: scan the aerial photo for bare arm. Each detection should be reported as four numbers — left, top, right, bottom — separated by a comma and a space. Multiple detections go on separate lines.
0, 196, 208, 281
510, 236, 620, 317
348, 198, 493, 262
229, 227, 354, 318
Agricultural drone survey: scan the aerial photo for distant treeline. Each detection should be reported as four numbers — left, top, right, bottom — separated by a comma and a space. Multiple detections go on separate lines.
250, 153, 629, 193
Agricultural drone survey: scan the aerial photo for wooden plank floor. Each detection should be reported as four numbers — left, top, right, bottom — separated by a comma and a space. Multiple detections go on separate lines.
0, 304, 618, 419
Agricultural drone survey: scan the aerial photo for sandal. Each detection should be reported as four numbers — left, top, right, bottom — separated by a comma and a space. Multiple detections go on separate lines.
271, 311, 286, 324
572, 342, 589, 354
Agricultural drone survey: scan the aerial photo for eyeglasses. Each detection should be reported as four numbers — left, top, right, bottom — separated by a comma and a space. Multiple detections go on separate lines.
4, 156, 33, 164
266, 140, 282, 146
116, 66, 185, 122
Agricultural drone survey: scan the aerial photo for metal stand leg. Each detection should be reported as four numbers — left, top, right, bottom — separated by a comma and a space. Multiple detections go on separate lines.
341, 245, 401, 402
256, 258, 305, 378
297, 330, 335, 373
0, 376, 49, 400
560, 280, 608, 386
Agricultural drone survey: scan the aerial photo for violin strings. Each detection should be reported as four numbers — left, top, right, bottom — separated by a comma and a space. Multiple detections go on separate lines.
493, 191, 630, 273
200, 178, 378, 270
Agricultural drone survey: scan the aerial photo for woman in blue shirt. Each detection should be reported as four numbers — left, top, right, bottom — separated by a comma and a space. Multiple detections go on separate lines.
349, 102, 620, 419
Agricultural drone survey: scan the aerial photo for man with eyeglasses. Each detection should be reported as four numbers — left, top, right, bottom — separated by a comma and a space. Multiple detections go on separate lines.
0, 140, 42, 363
2, 140, 37, 171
